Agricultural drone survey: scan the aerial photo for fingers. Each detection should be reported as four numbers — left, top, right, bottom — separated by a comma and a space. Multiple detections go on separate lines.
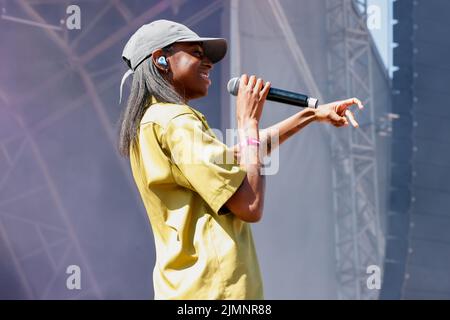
354, 98, 364, 110
328, 110, 358, 128
254, 78, 263, 94
345, 110, 359, 128
342, 117, 349, 127
247, 75, 257, 90
336, 97, 364, 115
260, 81, 271, 100
241, 74, 269, 97
236, 75, 269, 123
239, 74, 249, 91
329, 111, 347, 126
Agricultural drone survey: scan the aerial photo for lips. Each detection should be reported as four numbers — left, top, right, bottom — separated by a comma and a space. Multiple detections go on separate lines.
199, 71, 211, 85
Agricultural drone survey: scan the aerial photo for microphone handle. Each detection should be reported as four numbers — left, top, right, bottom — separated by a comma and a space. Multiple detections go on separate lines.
267, 88, 318, 108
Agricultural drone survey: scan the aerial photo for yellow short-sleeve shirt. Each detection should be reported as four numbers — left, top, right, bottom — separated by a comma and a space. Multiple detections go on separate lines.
129, 100, 264, 300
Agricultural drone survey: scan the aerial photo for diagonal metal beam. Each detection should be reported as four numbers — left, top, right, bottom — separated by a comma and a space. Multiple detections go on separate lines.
113, 0, 133, 22
14, 67, 71, 106
15, 0, 142, 299
16, 0, 136, 184
267, 0, 324, 102
0, 218, 35, 298
79, 0, 173, 65
183, 0, 223, 27
4, 94, 104, 298
69, 1, 115, 49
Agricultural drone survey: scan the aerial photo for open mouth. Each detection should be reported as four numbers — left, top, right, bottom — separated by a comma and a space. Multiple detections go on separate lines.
200, 72, 209, 80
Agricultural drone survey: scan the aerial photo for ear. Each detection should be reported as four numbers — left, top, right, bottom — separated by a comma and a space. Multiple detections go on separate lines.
151, 49, 169, 72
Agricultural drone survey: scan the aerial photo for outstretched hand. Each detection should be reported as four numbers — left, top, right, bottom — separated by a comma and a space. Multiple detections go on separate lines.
315, 97, 364, 128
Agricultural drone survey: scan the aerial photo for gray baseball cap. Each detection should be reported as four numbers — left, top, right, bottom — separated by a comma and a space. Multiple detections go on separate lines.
119, 19, 227, 103
122, 19, 227, 70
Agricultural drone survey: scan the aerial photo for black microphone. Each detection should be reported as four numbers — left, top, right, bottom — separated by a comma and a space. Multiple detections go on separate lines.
227, 77, 319, 109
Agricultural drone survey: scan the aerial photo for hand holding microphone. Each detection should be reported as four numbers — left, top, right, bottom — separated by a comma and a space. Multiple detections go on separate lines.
234, 74, 271, 125
234, 75, 271, 174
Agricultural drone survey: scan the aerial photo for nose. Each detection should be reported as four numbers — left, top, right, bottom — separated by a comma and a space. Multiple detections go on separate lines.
202, 56, 213, 69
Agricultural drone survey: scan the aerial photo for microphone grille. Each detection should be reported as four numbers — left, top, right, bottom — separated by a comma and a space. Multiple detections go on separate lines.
227, 77, 240, 96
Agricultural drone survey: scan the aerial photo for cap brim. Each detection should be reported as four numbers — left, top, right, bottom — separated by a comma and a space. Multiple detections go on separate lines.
176, 37, 227, 64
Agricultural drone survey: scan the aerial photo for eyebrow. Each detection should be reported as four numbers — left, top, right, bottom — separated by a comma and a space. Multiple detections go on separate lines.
178, 43, 204, 54
186, 42, 203, 50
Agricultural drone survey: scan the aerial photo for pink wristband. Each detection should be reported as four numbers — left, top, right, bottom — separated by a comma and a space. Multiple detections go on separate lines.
240, 137, 260, 147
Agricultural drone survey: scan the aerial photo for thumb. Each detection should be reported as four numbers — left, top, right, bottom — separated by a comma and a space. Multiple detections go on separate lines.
328, 111, 346, 125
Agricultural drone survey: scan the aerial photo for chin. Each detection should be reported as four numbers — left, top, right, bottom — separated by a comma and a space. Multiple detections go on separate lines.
191, 90, 208, 100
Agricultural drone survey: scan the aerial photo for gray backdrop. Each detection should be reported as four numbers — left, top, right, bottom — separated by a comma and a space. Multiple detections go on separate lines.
0, 0, 391, 299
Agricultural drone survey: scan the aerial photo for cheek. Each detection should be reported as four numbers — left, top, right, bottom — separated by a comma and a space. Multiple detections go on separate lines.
179, 56, 192, 67
174, 57, 194, 77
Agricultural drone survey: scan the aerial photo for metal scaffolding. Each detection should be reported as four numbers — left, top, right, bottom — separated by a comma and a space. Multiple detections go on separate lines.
0, 0, 224, 299
1, 0, 387, 299
326, 0, 384, 299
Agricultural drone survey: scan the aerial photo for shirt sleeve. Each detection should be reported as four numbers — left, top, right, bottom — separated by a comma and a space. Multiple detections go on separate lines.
164, 113, 247, 215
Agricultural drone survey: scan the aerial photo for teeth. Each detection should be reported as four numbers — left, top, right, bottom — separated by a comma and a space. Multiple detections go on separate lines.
200, 73, 209, 78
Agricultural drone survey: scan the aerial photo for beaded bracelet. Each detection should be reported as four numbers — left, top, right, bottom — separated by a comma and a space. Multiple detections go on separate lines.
240, 137, 261, 148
